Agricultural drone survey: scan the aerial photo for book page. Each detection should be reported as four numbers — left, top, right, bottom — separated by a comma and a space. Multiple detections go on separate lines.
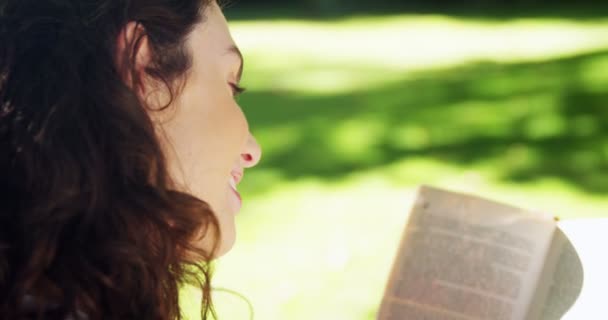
524, 228, 583, 320
377, 186, 556, 320
554, 219, 608, 320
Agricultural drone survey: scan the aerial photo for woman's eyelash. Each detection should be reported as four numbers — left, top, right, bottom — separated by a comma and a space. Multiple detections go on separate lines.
229, 83, 246, 96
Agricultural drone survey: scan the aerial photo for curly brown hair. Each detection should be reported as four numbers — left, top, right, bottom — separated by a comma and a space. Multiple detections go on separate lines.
0, 0, 221, 319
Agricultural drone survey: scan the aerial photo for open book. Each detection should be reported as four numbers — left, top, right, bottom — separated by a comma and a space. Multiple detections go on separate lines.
377, 185, 608, 320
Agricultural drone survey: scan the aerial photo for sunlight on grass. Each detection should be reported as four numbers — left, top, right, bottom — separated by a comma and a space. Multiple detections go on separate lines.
330, 119, 385, 161
580, 54, 608, 92
232, 16, 608, 94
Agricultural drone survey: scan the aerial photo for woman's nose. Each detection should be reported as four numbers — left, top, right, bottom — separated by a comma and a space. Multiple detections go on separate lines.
241, 134, 261, 168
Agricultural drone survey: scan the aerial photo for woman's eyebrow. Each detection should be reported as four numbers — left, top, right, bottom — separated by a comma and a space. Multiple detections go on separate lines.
226, 45, 244, 82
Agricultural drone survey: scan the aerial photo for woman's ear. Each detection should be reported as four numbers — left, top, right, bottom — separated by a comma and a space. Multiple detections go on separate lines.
115, 22, 173, 113
115, 21, 151, 93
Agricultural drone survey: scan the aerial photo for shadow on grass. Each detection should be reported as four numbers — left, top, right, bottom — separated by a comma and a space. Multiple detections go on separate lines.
241, 49, 608, 194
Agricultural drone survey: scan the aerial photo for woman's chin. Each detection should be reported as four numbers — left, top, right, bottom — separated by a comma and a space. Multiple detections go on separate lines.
214, 198, 238, 257
215, 230, 236, 258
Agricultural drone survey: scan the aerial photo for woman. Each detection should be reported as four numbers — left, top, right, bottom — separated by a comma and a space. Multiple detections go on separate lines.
0, 0, 261, 319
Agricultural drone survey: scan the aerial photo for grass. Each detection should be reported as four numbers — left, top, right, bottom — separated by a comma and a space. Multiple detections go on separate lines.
183, 11, 608, 320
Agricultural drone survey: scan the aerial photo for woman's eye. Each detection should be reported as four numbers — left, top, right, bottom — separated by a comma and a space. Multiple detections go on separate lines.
229, 83, 246, 97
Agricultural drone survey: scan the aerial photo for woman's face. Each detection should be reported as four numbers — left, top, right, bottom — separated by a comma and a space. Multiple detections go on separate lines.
152, 3, 261, 256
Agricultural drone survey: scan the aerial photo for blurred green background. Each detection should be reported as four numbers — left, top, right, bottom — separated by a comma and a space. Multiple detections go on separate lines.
204, 1, 608, 319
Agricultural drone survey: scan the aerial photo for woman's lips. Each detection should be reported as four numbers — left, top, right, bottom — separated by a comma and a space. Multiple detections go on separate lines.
229, 174, 242, 210
230, 170, 243, 184
231, 186, 242, 203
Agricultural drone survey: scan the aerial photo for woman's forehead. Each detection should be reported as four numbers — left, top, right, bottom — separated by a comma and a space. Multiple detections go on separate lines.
191, 2, 235, 53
